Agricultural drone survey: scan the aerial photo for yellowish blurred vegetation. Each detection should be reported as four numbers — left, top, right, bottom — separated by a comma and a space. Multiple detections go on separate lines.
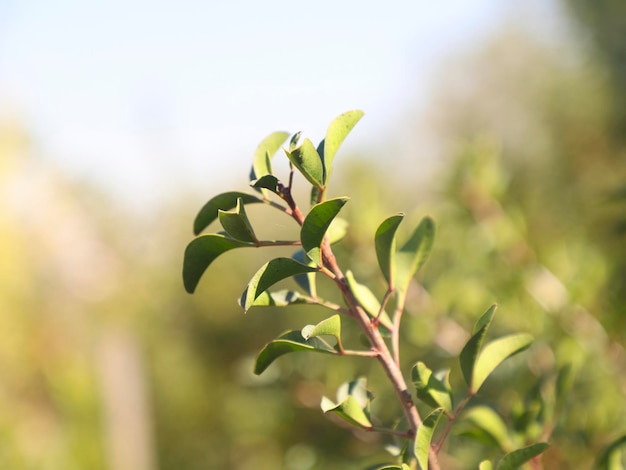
1, 2, 626, 468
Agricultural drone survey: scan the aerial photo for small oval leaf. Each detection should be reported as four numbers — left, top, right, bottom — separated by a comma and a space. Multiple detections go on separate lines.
286, 138, 324, 189
411, 362, 453, 413
395, 216, 435, 296
251, 174, 281, 195
375, 213, 404, 287
302, 314, 341, 343
301, 197, 349, 264
194, 192, 263, 235
496, 442, 549, 470
461, 405, 510, 451
345, 271, 392, 329
323, 110, 364, 183
473, 333, 533, 392
241, 258, 317, 313
321, 395, 372, 429
255, 330, 337, 375
251, 131, 290, 180
415, 408, 443, 470
218, 198, 258, 243
183, 234, 253, 293
460, 304, 497, 388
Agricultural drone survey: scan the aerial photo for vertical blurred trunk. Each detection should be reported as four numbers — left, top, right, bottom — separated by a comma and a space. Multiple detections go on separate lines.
96, 326, 156, 470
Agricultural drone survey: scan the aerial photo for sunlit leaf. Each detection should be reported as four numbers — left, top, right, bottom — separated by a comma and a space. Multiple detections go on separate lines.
286, 138, 324, 189
321, 395, 372, 428
336, 377, 373, 407
473, 333, 533, 392
459, 304, 497, 388
194, 192, 263, 235
415, 408, 443, 470
327, 217, 348, 244
496, 442, 549, 470
301, 197, 349, 264
254, 330, 336, 375
251, 131, 290, 180
411, 362, 452, 413
302, 315, 341, 343
218, 197, 258, 243
395, 216, 435, 296
289, 131, 302, 151
183, 234, 253, 293
323, 109, 364, 183
460, 406, 510, 451
321, 378, 373, 429
345, 271, 392, 327
241, 258, 317, 313
375, 213, 404, 287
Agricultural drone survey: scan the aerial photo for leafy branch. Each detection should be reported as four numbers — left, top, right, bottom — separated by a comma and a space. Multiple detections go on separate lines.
182, 110, 547, 469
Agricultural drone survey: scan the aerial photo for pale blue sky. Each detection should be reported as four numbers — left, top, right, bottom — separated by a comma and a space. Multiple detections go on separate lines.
0, 1, 554, 208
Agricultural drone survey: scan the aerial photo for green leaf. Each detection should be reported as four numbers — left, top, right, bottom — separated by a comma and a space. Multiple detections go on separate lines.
251, 131, 290, 180
321, 378, 373, 429
375, 213, 404, 287
415, 408, 443, 470
251, 174, 281, 195
289, 131, 302, 151
245, 290, 313, 308
302, 314, 341, 344
322, 109, 364, 183
321, 395, 372, 429
411, 362, 452, 413
459, 305, 497, 388
301, 197, 349, 264
241, 258, 317, 313
218, 197, 258, 243
473, 333, 533, 392
286, 138, 324, 189
595, 434, 626, 469
194, 192, 263, 235
327, 217, 348, 244
496, 442, 549, 470
183, 234, 253, 293
310, 185, 322, 205
460, 406, 510, 451
292, 250, 317, 296
395, 216, 435, 296
345, 271, 392, 327
254, 330, 336, 375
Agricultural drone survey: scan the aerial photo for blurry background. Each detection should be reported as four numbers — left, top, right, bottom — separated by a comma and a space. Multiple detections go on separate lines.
1, 0, 625, 469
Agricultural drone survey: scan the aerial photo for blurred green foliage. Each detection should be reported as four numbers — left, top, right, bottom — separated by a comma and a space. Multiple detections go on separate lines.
1, 3, 626, 469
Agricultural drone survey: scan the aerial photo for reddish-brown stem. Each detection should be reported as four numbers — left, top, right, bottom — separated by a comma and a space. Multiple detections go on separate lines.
319, 239, 440, 470
374, 287, 393, 323
280, 188, 440, 468
434, 392, 474, 453
391, 294, 407, 366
